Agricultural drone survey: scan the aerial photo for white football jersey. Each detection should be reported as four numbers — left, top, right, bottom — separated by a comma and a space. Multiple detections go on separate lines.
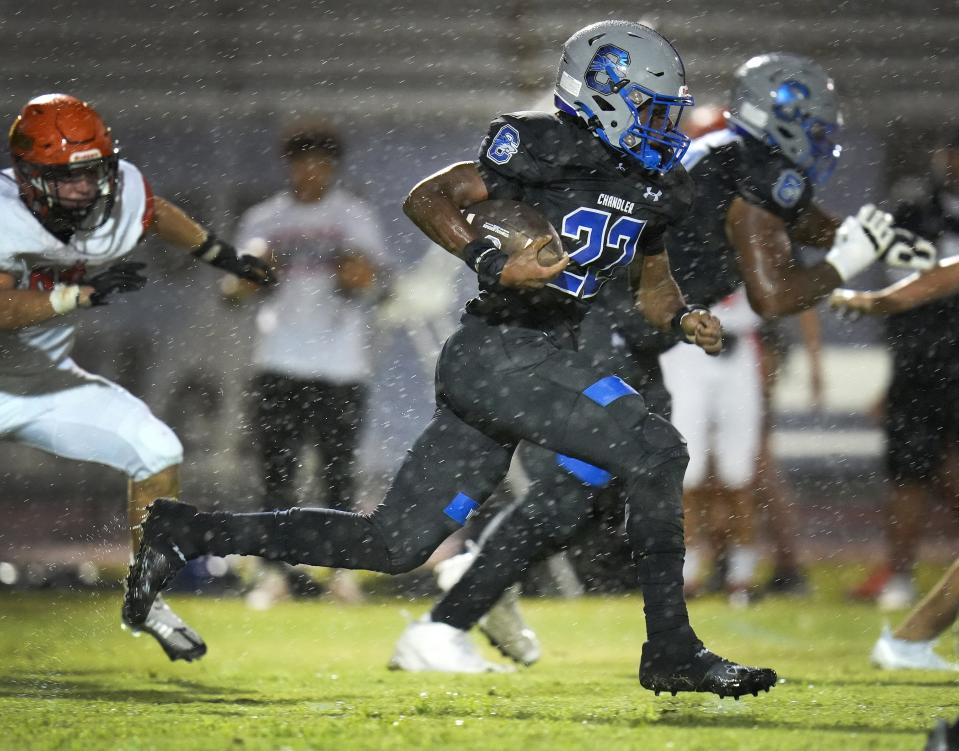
0, 159, 151, 375
233, 187, 391, 383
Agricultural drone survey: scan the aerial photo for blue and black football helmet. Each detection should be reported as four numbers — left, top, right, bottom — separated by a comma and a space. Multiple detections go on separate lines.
554, 21, 694, 173
726, 53, 843, 185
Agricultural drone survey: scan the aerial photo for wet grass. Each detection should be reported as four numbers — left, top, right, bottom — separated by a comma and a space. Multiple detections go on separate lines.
1, 566, 957, 750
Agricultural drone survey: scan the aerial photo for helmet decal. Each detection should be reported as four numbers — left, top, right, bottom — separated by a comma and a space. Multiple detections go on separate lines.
585, 45, 630, 96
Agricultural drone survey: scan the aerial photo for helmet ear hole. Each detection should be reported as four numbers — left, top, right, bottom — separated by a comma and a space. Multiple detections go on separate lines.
592, 95, 616, 112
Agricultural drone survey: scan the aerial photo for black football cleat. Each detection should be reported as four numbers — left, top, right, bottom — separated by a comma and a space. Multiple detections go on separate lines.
123, 498, 195, 627
639, 640, 778, 699
122, 594, 207, 662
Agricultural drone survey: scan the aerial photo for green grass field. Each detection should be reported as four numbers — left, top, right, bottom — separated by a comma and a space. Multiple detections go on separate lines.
2, 568, 958, 751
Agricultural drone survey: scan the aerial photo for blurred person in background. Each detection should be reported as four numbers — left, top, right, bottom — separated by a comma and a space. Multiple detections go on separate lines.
672, 105, 816, 599
224, 123, 391, 607
686, 312, 822, 598
0, 93, 273, 661
661, 287, 764, 605
753, 309, 822, 596
680, 107, 820, 598
840, 129, 959, 612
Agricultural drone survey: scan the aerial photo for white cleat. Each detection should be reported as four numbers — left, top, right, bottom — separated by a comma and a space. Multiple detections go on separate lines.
877, 575, 917, 613
479, 585, 542, 666
388, 617, 515, 673
871, 626, 959, 671
434, 543, 541, 666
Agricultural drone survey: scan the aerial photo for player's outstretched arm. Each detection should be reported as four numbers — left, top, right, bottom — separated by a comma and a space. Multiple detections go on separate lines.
151, 196, 275, 286
0, 271, 97, 329
831, 255, 959, 315
729, 197, 843, 318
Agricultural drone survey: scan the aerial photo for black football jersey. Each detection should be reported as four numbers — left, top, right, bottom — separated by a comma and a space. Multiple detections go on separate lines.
885, 184, 959, 375
471, 111, 693, 323
665, 127, 815, 307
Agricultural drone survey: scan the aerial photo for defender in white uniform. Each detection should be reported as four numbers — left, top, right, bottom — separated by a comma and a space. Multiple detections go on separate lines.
0, 94, 274, 661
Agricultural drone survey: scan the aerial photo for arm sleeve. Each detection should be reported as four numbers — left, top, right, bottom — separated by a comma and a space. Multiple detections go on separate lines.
475, 116, 547, 200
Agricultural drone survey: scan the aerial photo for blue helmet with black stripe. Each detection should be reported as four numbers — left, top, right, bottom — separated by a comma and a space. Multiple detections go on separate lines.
727, 53, 843, 185
554, 21, 694, 173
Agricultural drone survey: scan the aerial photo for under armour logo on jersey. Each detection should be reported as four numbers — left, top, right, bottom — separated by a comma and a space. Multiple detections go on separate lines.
486, 124, 521, 165
643, 187, 663, 202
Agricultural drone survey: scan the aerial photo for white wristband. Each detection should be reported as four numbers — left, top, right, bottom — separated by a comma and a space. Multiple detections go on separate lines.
49, 284, 80, 315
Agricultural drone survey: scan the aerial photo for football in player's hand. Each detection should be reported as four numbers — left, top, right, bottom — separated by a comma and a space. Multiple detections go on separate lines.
464, 199, 566, 267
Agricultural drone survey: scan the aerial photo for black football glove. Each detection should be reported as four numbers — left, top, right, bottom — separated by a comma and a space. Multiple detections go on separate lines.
192, 233, 276, 287
83, 261, 148, 306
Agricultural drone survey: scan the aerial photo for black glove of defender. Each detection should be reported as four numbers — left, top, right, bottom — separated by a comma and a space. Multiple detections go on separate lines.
83, 262, 149, 306
192, 234, 276, 287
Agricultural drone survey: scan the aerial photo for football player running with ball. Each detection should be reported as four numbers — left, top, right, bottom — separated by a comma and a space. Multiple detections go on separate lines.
124, 21, 778, 698
0, 94, 273, 662
389, 53, 940, 672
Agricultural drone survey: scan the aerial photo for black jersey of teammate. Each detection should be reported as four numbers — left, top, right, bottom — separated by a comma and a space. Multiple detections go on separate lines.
886, 184, 959, 375
665, 127, 815, 307
471, 111, 692, 324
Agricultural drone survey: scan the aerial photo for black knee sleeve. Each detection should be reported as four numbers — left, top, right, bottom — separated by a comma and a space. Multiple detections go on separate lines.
623, 454, 692, 639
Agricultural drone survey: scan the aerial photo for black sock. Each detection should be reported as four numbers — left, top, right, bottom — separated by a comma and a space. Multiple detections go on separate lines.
639, 550, 695, 642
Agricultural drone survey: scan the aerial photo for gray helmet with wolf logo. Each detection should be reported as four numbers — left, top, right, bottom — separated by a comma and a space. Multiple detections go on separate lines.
727, 53, 843, 185
554, 21, 694, 173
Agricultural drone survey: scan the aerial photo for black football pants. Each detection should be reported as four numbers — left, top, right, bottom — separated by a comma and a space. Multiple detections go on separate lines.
253, 373, 367, 512
177, 315, 693, 640
431, 354, 672, 630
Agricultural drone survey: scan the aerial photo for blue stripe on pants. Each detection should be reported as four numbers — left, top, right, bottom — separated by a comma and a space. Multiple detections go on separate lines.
582, 375, 638, 407
443, 492, 479, 525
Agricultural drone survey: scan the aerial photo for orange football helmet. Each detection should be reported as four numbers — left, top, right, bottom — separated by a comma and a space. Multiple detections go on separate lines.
8, 94, 119, 233
682, 105, 728, 139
